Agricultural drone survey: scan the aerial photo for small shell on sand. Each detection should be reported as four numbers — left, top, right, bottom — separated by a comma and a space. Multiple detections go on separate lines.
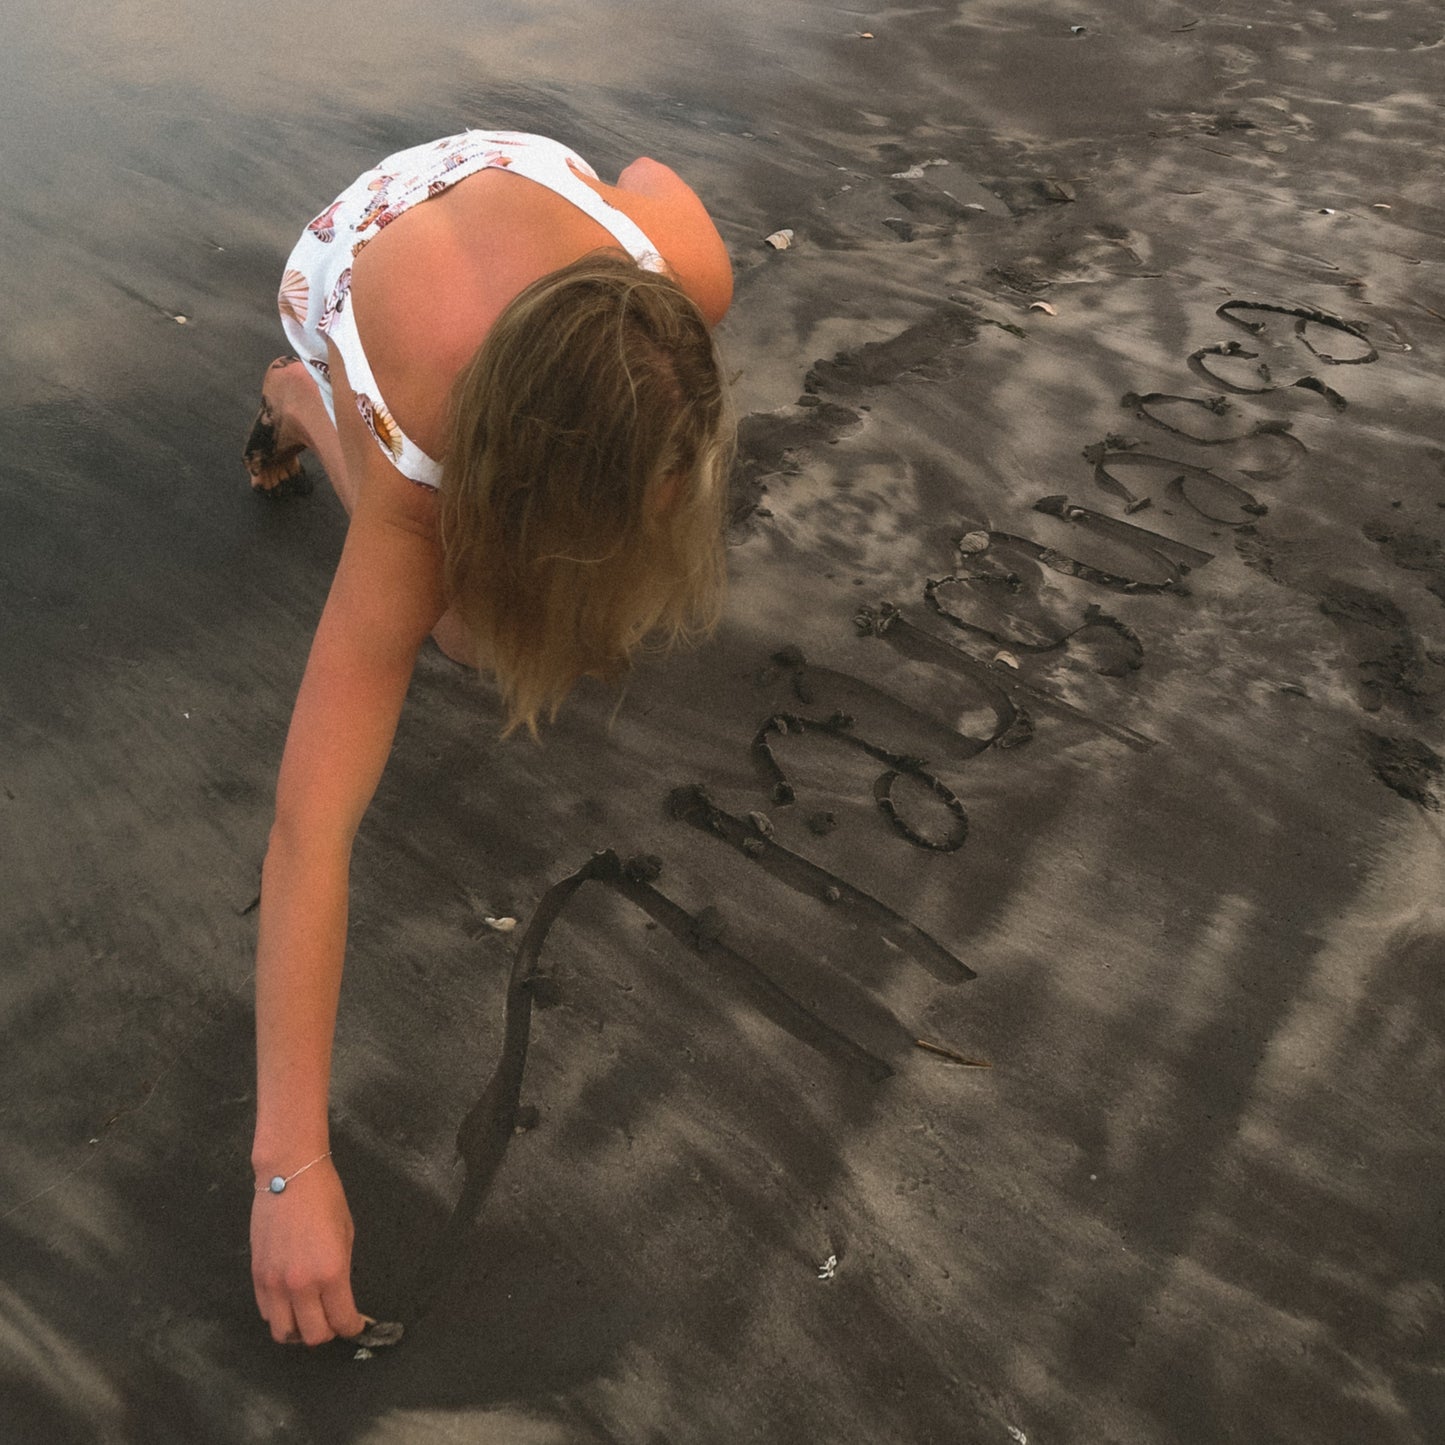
957, 530, 991, 554
890, 158, 946, 179
485, 916, 518, 933
353, 1319, 405, 1349
765, 229, 795, 250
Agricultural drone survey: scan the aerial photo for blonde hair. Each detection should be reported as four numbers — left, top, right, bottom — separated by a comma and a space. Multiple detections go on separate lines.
438, 250, 734, 736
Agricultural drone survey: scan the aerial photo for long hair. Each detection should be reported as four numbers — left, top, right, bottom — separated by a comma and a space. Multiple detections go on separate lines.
438, 250, 734, 736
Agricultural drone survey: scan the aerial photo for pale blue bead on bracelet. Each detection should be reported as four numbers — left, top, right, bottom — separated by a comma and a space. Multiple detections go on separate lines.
255, 1150, 332, 1195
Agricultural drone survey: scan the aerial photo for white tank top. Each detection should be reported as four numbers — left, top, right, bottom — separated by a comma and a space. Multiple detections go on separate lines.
277, 129, 668, 487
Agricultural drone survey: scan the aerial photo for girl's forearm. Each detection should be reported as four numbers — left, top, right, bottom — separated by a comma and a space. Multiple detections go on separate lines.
251, 822, 352, 1171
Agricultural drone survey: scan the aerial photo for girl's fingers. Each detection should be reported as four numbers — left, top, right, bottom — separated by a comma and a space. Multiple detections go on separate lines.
322, 1280, 368, 1340
260, 1291, 303, 1345
291, 1291, 336, 1348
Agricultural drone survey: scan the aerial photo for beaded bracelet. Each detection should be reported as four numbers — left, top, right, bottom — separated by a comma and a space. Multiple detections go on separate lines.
255, 1150, 332, 1195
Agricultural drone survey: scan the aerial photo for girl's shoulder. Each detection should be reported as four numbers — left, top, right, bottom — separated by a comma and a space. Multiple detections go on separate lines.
594, 159, 734, 326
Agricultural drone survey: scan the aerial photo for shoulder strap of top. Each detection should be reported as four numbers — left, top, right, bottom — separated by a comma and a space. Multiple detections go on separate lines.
325, 305, 444, 487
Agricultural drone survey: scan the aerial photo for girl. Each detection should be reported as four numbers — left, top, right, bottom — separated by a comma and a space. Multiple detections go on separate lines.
244, 128, 734, 1347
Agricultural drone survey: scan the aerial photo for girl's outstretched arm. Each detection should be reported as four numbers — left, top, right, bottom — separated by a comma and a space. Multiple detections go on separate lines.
250, 426, 445, 1346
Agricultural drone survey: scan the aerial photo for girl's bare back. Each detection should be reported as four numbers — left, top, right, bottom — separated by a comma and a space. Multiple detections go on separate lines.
343, 158, 732, 464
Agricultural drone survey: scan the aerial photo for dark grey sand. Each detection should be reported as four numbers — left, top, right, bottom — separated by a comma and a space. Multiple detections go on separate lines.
3, 2, 1443, 1441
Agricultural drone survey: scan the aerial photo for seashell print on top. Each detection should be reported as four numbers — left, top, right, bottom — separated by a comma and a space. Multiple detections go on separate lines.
356, 392, 403, 460
355, 190, 412, 231
316, 268, 352, 336
306, 199, 344, 243
277, 269, 309, 324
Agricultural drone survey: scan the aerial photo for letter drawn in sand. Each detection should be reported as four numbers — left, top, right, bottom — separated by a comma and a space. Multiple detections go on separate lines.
413, 850, 892, 1316
668, 784, 975, 983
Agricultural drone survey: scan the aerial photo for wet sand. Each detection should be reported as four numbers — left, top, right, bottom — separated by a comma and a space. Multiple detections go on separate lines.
3, 2, 1443, 1441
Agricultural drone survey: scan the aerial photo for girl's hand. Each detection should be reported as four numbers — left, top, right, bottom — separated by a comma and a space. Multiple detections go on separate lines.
250, 1157, 367, 1345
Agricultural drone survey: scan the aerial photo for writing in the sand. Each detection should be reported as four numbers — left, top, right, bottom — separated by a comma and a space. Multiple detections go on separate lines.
416, 297, 1392, 1309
